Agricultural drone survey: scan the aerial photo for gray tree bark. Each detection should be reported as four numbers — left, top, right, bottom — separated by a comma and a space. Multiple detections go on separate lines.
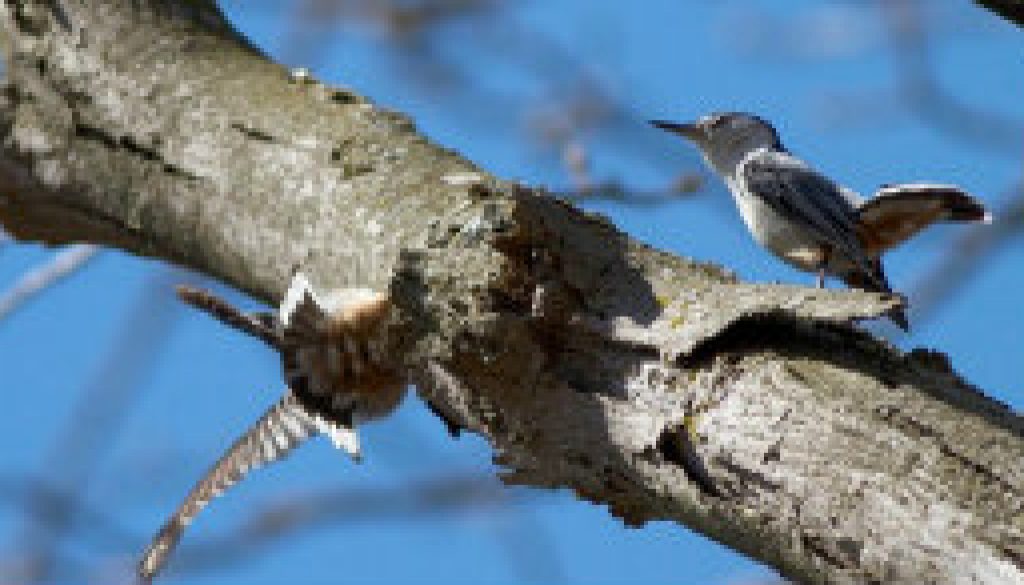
1, 2, 1022, 584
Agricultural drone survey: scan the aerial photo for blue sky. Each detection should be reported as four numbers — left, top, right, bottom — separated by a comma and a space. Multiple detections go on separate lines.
1, 1, 1021, 583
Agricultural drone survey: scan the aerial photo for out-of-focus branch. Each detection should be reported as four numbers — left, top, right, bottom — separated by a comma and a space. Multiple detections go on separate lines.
284, 0, 704, 205
0, 474, 138, 551
555, 179, 703, 207
884, 0, 1023, 157
0, 472, 545, 582
15, 270, 182, 583
0, 244, 98, 320
908, 184, 1024, 324
167, 474, 544, 578
1, 3, 1023, 584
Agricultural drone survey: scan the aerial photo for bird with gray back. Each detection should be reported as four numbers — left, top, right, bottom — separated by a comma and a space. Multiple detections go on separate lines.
651, 112, 991, 331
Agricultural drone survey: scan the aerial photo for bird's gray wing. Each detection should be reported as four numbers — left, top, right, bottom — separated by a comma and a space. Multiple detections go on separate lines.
741, 149, 881, 288
857, 183, 990, 256
138, 392, 319, 582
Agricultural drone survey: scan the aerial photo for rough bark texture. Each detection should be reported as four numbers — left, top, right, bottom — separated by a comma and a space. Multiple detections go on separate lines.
2, 2, 1023, 584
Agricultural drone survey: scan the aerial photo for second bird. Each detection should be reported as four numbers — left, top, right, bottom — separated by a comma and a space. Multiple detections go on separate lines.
651, 112, 990, 330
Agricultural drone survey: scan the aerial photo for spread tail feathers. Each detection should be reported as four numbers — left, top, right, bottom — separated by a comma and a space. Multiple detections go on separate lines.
857, 184, 990, 256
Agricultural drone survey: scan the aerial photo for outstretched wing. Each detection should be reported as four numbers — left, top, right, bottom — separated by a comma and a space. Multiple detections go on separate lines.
176, 285, 280, 347
857, 183, 990, 256
740, 149, 881, 288
138, 393, 319, 582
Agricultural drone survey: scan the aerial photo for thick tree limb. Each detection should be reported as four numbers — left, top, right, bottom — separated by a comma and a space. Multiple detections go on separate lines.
1, 2, 1022, 584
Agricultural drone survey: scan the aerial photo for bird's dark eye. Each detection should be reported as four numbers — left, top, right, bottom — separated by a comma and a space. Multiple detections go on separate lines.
709, 115, 729, 129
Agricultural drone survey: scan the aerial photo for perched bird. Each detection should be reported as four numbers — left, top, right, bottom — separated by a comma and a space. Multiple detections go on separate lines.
138, 273, 405, 582
651, 112, 991, 330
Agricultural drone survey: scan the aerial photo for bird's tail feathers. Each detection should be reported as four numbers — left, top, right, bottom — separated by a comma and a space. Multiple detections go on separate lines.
856, 184, 989, 256
841, 261, 910, 332
874, 183, 989, 222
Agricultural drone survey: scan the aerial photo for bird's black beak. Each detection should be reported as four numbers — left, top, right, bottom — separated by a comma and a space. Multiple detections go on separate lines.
649, 119, 703, 141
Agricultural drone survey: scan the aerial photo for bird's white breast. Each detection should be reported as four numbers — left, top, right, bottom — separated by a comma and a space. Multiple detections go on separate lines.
725, 174, 790, 247
725, 165, 824, 272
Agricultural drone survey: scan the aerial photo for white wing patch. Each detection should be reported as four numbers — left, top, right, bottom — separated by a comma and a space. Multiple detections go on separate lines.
278, 271, 325, 328
314, 415, 362, 459
875, 182, 960, 197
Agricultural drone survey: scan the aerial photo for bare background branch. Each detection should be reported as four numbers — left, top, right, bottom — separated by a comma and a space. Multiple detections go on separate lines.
0, 1, 1021, 584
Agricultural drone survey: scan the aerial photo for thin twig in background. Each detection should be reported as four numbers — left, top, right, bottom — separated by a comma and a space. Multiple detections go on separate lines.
0, 245, 99, 321
908, 183, 1024, 326
0, 475, 138, 552
1, 2, 1019, 583
278, 3, 695, 579
161, 474, 551, 579
284, 0, 499, 51
873, 0, 1024, 325
555, 179, 704, 207
721, 2, 1022, 152
283, 0, 706, 206
881, 0, 1023, 157
717, 0, 1023, 324
333, 402, 567, 583
14, 268, 185, 584
1, 4, 579, 578
0, 472, 541, 583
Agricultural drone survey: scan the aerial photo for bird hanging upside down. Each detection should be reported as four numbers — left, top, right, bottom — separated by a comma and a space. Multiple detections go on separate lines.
138, 273, 405, 582
651, 112, 991, 330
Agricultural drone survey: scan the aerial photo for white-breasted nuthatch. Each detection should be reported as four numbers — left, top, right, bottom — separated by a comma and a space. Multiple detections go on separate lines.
651, 112, 991, 330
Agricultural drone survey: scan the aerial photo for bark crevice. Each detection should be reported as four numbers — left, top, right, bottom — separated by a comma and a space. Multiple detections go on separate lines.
1, 2, 1022, 584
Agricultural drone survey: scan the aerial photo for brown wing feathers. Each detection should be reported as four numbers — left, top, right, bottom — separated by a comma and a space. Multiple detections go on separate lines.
856, 184, 989, 256
138, 393, 317, 582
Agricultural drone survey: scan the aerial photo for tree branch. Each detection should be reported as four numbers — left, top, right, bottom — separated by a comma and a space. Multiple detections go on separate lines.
974, 0, 1024, 28
1, 2, 1022, 584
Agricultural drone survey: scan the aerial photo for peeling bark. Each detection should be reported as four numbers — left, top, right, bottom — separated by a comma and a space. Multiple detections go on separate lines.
1, 2, 1022, 584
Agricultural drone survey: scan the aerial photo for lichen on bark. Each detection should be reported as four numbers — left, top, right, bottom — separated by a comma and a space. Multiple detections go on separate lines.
1, 2, 1023, 584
